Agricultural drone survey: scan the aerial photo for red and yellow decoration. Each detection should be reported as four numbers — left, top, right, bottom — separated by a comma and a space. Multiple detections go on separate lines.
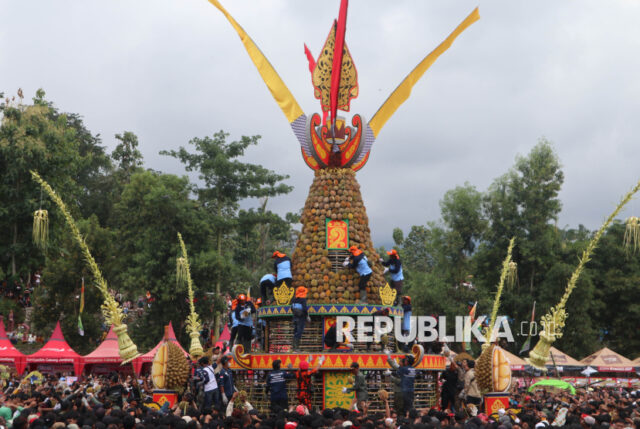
152, 390, 178, 409
326, 219, 349, 249
229, 352, 445, 371
484, 392, 510, 416
208, 0, 480, 172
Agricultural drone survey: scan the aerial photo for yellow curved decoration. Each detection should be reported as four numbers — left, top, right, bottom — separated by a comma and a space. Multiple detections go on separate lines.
208, 0, 304, 123
369, 7, 480, 138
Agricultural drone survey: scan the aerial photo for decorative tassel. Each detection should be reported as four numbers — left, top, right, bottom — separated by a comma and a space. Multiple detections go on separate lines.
507, 261, 518, 289
624, 216, 640, 254
483, 237, 515, 349
29, 170, 140, 363
177, 233, 204, 358
527, 179, 640, 371
32, 209, 49, 249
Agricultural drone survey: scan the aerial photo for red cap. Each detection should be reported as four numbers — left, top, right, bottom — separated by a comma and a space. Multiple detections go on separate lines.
300, 361, 309, 371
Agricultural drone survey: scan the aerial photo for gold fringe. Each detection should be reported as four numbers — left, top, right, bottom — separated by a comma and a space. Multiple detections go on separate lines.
177, 233, 203, 357
32, 209, 49, 249
624, 216, 640, 254
483, 237, 515, 348
527, 179, 640, 370
30, 170, 140, 363
506, 261, 518, 289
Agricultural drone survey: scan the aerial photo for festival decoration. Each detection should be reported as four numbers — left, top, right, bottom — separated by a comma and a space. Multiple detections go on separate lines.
30, 171, 140, 363
379, 283, 397, 307
527, 179, 640, 371
32, 209, 48, 249
273, 282, 295, 306
476, 344, 511, 393
476, 238, 515, 394
292, 168, 385, 303
624, 216, 640, 253
506, 261, 517, 289
151, 341, 190, 392
176, 233, 203, 358
207, 0, 479, 171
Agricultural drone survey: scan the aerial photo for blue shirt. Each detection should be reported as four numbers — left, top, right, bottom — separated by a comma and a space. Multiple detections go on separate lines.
398, 365, 416, 392
235, 303, 254, 328
402, 304, 412, 331
350, 253, 372, 276
230, 311, 239, 328
260, 274, 276, 284
274, 256, 292, 280
217, 367, 234, 400
383, 258, 404, 282
266, 370, 294, 401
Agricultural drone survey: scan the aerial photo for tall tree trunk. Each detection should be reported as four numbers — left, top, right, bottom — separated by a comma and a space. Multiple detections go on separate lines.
213, 230, 222, 342
11, 222, 17, 275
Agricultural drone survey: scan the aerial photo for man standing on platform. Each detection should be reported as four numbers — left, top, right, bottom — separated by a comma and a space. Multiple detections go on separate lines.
259, 273, 277, 303
343, 362, 368, 414
266, 359, 295, 415
234, 294, 255, 352
344, 246, 372, 303
291, 286, 310, 352
272, 251, 293, 287
380, 249, 404, 304
385, 351, 416, 417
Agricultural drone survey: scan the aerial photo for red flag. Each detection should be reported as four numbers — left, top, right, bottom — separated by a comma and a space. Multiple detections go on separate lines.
304, 43, 316, 74
330, 0, 349, 133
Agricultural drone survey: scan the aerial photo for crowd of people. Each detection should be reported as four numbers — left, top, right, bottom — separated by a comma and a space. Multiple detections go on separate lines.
2, 361, 640, 429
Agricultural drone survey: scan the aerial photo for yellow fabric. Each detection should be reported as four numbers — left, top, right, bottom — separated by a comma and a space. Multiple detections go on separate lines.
208, 0, 304, 123
369, 7, 480, 138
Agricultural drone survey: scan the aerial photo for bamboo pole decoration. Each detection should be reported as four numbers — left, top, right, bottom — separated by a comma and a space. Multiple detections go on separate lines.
624, 216, 640, 254
177, 232, 204, 358
30, 170, 140, 363
527, 179, 640, 371
483, 237, 515, 348
506, 261, 518, 289
32, 209, 49, 249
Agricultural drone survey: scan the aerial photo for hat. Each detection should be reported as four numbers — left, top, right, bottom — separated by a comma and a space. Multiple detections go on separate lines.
385, 418, 395, 428
402, 295, 411, 303
387, 249, 399, 258
272, 251, 286, 258
295, 287, 308, 298
284, 423, 298, 429
299, 361, 309, 371
296, 405, 306, 415
237, 294, 246, 302
348, 246, 362, 256
498, 409, 506, 416
256, 298, 262, 306
343, 421, 353, 427
584, 416, 596, 426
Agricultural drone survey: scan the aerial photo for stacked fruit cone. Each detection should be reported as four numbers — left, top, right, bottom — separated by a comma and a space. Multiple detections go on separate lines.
151, 342, 190, 392
292, 168, 385, 304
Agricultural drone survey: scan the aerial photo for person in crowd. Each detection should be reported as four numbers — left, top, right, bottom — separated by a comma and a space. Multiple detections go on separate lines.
293, 356, 324, 410
272, 251, 293, 287
440, 358, 459, 411
343, 362, 368, 414
343, 246, 372, 303
461, 359, 482, 407
385, 351, 416, 417
216, 355, 235, 407
234, 294, 255, 353
291, 286, 309, 352
265, 359, 294, 415
380, 249, 404, 304
259, 273, 277, 303
195, 356, 221, 413
228, 299, 239, 349
400, 296, 412, 352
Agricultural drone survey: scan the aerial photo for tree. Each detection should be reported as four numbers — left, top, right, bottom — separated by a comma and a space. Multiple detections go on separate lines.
161, 131, 292, 337
111, 131, 143, 181
0, 89, 98, 276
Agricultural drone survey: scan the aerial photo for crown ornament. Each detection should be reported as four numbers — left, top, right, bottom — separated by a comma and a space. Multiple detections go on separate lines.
379, 283, 397, 307
273, 282, 295, 306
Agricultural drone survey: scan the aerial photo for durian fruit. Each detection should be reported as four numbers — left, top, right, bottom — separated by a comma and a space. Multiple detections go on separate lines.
292, 168, 385, 304
475, 344, 511, 393
151, 342, 190, 391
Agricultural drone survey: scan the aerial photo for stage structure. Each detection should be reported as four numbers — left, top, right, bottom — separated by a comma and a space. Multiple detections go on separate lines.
208, 0, 480, 411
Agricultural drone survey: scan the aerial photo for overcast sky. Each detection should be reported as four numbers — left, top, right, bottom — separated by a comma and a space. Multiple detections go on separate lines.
2, 0, 639, 246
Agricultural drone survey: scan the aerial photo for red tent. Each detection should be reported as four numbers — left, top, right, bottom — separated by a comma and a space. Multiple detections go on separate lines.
84, 326, 121, 364
0, 319, 26, 375
27, 322, 84, 376
132, 322, 188, 375
214, 325, 230, 349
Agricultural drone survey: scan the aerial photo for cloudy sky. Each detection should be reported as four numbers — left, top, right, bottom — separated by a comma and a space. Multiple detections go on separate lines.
2, 0, 639, 246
